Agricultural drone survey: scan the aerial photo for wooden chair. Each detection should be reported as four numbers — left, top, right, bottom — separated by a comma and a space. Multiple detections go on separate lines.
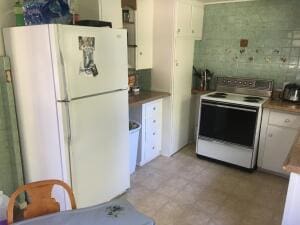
7, 180, 77, 225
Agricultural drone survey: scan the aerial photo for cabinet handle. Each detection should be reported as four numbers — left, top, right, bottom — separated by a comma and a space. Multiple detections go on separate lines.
177, 28, 181, 33
268, 133, 273, 138
139, 52, 143, 56
153, 119, 156, 123
284, 119, 290, 123
153, 132, 156, 136
192, 30, 195, 33
153, 107, 156, 111
152, 146, 155, 150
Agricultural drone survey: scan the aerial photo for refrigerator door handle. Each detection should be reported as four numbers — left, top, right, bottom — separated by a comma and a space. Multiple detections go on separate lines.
65, 103, 72, 147
63, 102, 73, 188
56, 26, 70, 101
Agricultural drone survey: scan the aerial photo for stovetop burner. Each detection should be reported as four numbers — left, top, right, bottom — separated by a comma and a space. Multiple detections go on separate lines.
208, 92, 228, 98
244, 96, 263, 101
244, 99, 260, 103
244, 96, 263, 103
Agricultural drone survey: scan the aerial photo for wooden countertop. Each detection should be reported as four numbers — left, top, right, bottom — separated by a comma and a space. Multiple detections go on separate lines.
263, 99, 300, 114
283, 134, 300, 174
129, 90, 171, 106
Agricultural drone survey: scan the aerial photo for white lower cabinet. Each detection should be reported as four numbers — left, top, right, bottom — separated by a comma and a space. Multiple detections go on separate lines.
129, 99, 162, 166
258, 109, 300, 176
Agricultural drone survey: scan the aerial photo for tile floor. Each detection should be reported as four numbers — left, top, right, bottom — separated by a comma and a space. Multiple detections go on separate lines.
124, 144, 289, 225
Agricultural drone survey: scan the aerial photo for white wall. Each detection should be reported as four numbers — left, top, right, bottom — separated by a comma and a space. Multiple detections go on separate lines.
0, 0, 15, 55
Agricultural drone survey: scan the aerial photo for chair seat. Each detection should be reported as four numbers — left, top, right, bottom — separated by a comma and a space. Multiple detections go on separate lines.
12, 199, 155, 225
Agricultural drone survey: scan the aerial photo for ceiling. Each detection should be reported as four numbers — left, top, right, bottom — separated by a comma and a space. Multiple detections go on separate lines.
202, 0, 256, 5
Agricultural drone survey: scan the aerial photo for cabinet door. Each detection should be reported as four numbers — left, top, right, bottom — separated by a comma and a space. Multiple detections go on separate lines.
262, 125, 298, 175
172, 39, 194, 151
77, 0, 100, 20
191, 4, 204, 39
136, 0, 153, 69
176, 1, 192, 36
100, 0, 123, 28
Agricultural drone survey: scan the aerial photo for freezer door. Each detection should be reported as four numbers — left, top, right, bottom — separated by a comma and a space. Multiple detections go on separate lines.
66, 90, 130, 208
52, 25, 128, 100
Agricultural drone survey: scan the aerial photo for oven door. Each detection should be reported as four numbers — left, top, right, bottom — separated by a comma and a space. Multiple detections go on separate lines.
199, 100, 259, 149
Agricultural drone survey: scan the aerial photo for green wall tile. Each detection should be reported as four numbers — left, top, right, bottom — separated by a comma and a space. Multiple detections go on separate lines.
194, 0, 300, 89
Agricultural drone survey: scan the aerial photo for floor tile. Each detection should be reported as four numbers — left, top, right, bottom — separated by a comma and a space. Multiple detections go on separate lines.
125, 144, 289, 225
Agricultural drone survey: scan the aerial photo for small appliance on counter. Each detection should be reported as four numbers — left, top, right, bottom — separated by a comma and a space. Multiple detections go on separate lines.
281, 83, 300, 103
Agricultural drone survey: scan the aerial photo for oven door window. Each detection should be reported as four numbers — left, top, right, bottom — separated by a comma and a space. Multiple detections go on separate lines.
199, 100, 258, 148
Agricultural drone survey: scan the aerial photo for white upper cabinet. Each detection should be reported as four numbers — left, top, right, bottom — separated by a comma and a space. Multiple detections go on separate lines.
100, 0, 123, 28
176, 0, 204, 40
191, 3, 204, 39
135, 0, 153, 70
76, 0, 122, 28
176, 1, 192, 37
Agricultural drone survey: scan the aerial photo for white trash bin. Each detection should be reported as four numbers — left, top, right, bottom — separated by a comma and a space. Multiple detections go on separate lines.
129, 121, 141, 175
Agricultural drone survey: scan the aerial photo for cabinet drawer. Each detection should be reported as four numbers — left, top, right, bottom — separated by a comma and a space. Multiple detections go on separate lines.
145, 100, 162, 119
269, 111, 300, 129
145, 142, 161, 162
145, 119, 161, 144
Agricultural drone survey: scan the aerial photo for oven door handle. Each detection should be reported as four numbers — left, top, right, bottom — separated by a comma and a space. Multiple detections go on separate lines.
202, 102, 257, 113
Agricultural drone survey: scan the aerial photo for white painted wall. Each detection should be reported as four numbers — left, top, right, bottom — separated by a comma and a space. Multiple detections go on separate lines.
0, 0, 15, 56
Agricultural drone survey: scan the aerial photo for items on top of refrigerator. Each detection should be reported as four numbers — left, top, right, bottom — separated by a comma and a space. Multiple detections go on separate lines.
14, 1, 25, 26
23, 0, 71, 25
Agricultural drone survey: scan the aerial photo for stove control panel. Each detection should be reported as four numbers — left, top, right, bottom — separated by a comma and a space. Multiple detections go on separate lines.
216, 77, 273, 97
217, 77, 272, 89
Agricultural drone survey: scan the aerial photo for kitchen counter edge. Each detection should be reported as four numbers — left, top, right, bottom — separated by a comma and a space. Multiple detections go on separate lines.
129, 90, 171, 106
263, 99, 300, 114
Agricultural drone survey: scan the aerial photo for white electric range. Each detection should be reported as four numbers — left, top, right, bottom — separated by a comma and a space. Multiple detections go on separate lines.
196, 77, 273, 169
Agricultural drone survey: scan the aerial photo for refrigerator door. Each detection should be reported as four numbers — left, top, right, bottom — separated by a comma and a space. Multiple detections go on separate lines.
63, 90, 130, 208
50, 25, 128, 101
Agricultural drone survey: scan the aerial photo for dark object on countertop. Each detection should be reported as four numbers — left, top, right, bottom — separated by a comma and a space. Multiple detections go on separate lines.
281, 83, 300, 103
75, 20, 112, 28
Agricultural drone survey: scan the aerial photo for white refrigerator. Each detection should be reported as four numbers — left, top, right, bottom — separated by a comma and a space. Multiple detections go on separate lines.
3, 24, 130, 208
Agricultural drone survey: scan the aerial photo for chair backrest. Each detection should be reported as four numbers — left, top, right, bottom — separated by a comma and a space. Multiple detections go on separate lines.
7, 180, 76, 225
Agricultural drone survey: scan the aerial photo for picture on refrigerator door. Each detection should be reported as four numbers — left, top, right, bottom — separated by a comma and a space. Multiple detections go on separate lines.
79, 36, 98, 77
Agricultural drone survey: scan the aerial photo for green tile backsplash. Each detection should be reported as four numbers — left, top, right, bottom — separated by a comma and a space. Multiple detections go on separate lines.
136, 69, 152, 90
194, 0, 300, 89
